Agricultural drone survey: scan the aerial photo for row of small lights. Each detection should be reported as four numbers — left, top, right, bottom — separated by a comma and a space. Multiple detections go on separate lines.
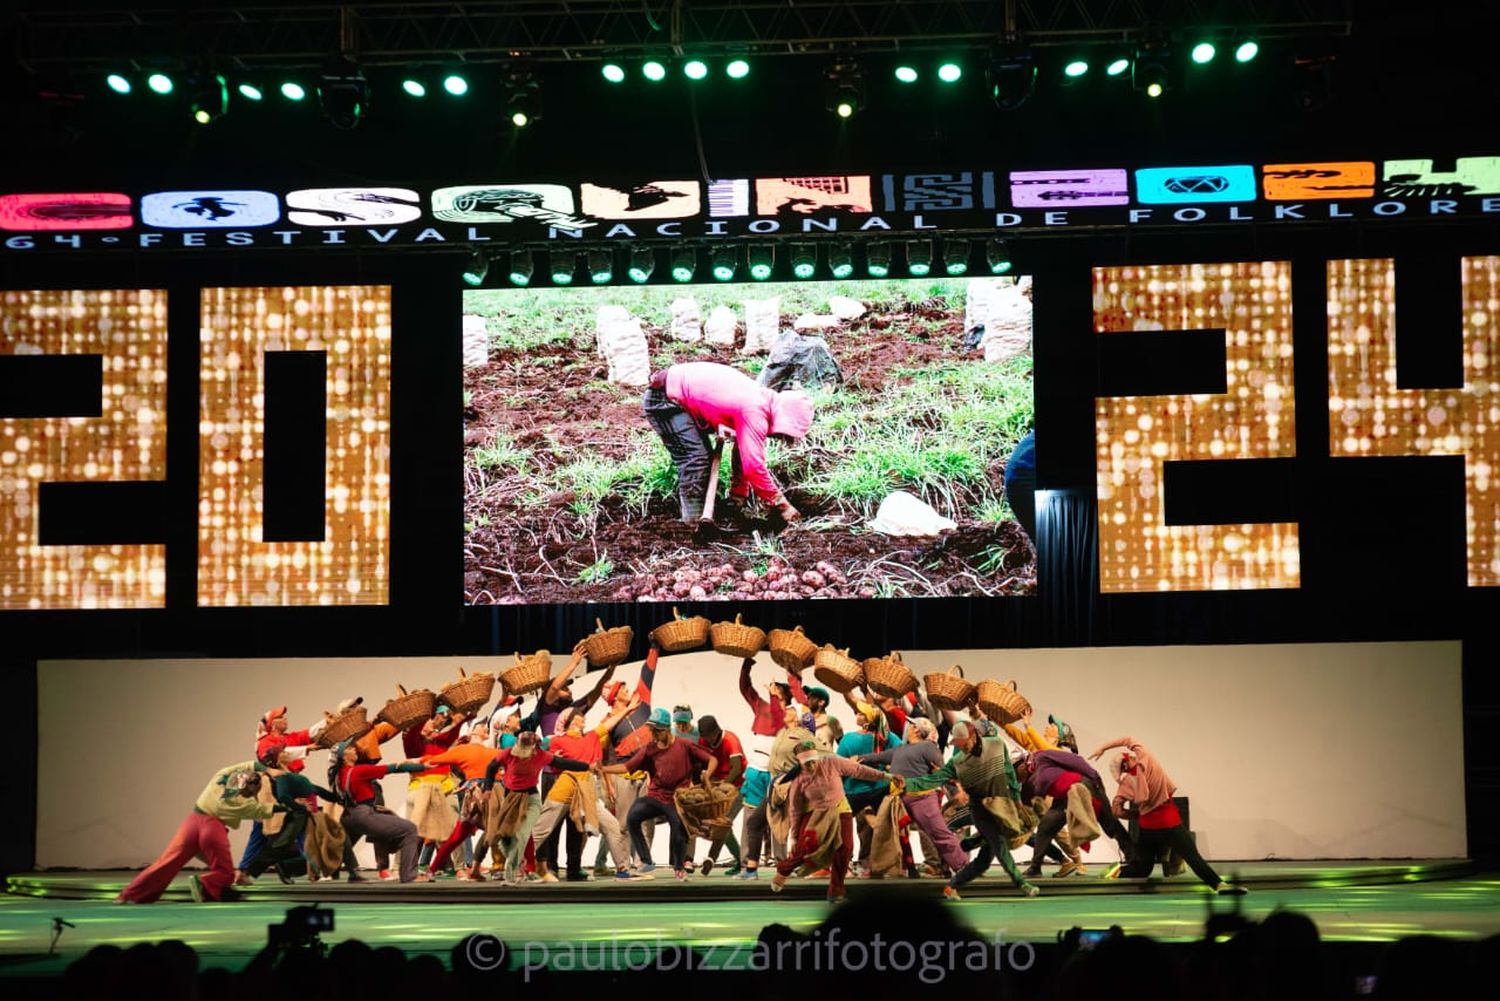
106, 71, 474, 101
595, 58, 966, 84
462, 239, 1015, 287
1062, 38, 1260, 96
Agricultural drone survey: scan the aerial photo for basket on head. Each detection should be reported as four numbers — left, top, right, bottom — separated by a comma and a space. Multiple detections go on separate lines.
923, 665, 976, 712
650, 607, 711, 653
710, 613, 766, 659
375, 685, 438, 733
585, 619, 634, 668
316, 706, 372, 748
812, 645, 863, 694
864, 651, 918, 699
439, 667, 497, 718
767, 625, 818, 672
500, 650, 553, 696
976, 679, 1031, 725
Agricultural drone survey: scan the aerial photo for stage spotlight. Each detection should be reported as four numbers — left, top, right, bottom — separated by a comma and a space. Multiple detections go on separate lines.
280, 81, 307, 101
894, 65, 919, 83
1063, 59, 1089, 79
1235, 39, 1260, 63
462, 248, 490, 287
589, 249, 614, 284
828, 241, 854, 279
643, 60, 667, 82
937, 62, 963, 83
318, 56, 369, 130
1191, 41, 1217, 65
866, 242, 892, 277
987, 43, 1036, 110
147, 72, 174, 95
504, 67, 541, 128
238, 82, 264, 101
1292, 53, 1334, 112
401, 78, 426, 97
943, 240, 970, 276
508, 250, 535, 286
906, 240, 933, 277
443, 73, 469, 96
684, 59, 709, 81
986, 238, 1013, 274
790, 244, 817, 279
190, 74, 228, 125
1133, 40, 1171, 98
550, 252, 577, 285
748, 245, 774, 280
602, 63, 626, 84
1106, 56, 1131, 77
726, 59, 750, 79
106, 74, 132, 95
627, 246, 655, 283
670, 247, 696, 282
825, 61, 864, 119
711, 246, 739, 281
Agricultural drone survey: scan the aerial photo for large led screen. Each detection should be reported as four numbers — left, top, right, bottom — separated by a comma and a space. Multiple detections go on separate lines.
463, 277, 1035, 603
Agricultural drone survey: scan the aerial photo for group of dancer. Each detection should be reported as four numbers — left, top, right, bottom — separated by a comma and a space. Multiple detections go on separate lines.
116, 640, 1246, 904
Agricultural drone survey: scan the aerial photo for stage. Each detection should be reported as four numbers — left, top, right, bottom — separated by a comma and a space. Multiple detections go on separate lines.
2, 861, 1495, 977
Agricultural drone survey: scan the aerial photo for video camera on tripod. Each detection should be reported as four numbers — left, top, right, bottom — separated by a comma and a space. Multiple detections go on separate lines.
267, 905, 334, 951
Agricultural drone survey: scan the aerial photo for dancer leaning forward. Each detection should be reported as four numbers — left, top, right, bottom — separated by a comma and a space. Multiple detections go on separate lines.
901, 722, 1041, 901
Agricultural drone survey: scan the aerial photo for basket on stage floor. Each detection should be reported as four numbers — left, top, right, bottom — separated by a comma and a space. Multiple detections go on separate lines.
316, 706, 372, 748
812, 645, 863, 694
864, 651, 918, 699
439, 667, 496, 717
767, 625, 818, 672
375, 685, 437, 733
650, 607, 711, 653
710, 613, 766, 659
976, 679, 1031, 725
923, 665, 976, 712
501, 650, 553, 696
585, 619, 634, 668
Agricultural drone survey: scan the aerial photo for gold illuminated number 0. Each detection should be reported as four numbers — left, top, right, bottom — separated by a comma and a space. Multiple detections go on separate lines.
1327, 257, 1500, 586
1093, 262, 1300, 592
197, 286, 392, 606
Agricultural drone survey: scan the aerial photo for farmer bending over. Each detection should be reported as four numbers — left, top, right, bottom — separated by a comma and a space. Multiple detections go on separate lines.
644, 361, 814, 525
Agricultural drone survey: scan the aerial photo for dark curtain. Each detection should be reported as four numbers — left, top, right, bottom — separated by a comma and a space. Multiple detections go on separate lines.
1037, 490, 1098, 647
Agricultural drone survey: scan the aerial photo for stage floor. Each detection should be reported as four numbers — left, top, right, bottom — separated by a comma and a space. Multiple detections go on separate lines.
3, 861, 1496, 977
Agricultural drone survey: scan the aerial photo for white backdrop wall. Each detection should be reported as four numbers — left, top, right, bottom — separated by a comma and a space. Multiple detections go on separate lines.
37, 640, 1464, 869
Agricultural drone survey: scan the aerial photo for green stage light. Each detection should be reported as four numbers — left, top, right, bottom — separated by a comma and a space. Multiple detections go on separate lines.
508, 251, 535, 286
906, 240, 933, 276
1235, 40, 1260, 63
550, 252, 576, 285
726, 59, 750, 79
684, 60, 709, 80
937, 62, 962, 83
711, 246, 738, 281
147, 73, 173, 95
1191, 42, 1216, 64
238, 83, 264, 101
443, 74, 469, 96
894, 65, 918, 83
748, 245, 774, 280
602, 63, 626, 84
589, 250, 613, 284
835, 100, 854, 118
401, 79, 426, 97
1106, 57, 1131, 76
643, 61, 667, 82
829, 242, 854, 279
866, 242, 892, 277
943, 240, 969, 276
628, 246, 655, 283
106, 74, 132, 95
790, 244, 817, 279
1146, 81, 1163, 98
986, 238, 1013, 275
280, 81, 306, 101
462, 249, 489, 287
1064, 60, 1089, 78
511, 109, 530, 127
670, 247, 696, 282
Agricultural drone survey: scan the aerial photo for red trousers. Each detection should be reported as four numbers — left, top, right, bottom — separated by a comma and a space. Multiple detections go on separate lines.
427, 819, 481, 874
777, 812, 854, 897
117, 812, 234, 903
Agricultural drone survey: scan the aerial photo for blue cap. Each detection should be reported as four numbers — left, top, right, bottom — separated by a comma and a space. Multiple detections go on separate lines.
648, 707, 672, 729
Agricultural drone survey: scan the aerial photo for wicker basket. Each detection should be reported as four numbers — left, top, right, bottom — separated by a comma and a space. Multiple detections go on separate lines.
923, 665, 976, 712
710, 613, 766, 659
317, 706, 372, 748
501, 650, 553, 696
864, 651, 918, 699
375, 685, 437, 733
650, 607, 711, 653
439, 667, 497, 717
767, 625, 818, 672
976, 679, 1031, 725
812, 645, 864, 694
585, 619, 634, 668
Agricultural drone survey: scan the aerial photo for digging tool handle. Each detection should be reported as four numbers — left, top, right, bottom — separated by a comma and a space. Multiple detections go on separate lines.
701, 435, 725, 522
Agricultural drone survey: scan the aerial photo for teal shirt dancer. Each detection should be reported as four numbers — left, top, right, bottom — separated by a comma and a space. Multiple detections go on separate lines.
836, 730, 904, 795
